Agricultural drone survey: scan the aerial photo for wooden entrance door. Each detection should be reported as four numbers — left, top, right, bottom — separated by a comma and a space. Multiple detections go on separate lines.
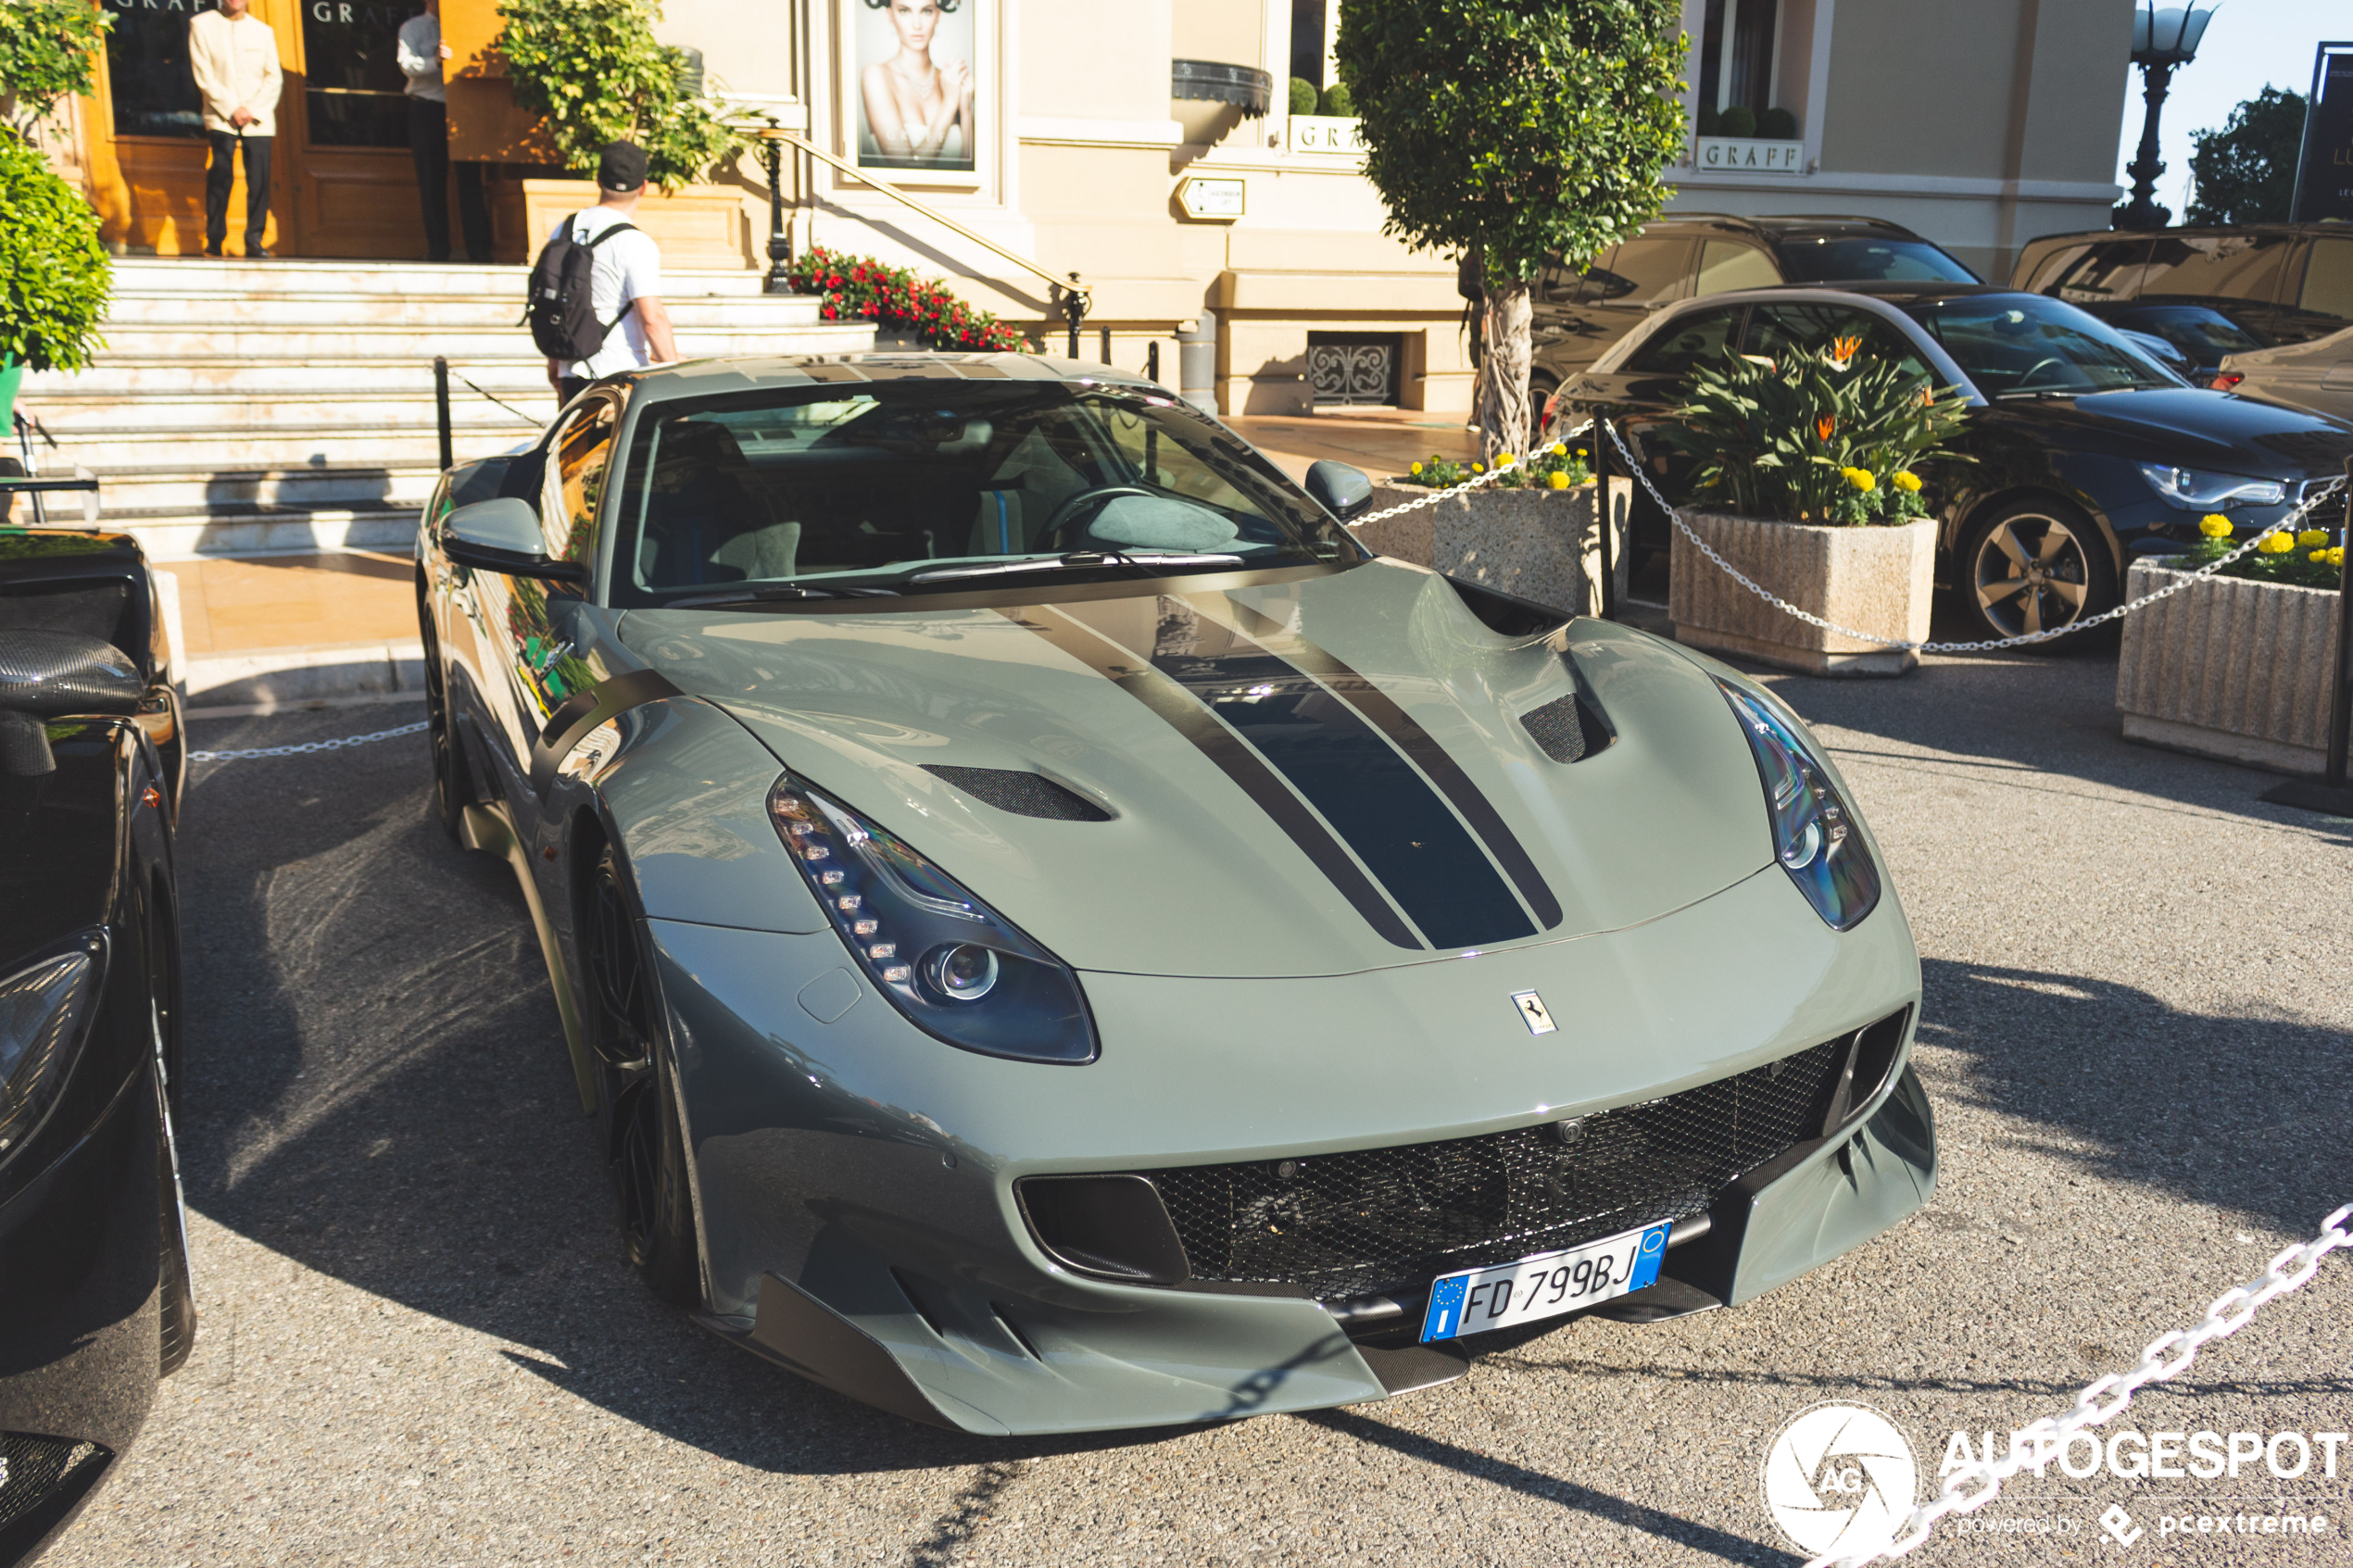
85, 0, 426, 257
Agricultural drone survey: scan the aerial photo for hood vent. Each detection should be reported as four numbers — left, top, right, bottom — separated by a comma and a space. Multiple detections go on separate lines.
925, 765, 1111, 822
1520, 694, 1588, 762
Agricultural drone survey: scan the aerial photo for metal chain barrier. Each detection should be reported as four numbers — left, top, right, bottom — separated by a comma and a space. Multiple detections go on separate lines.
1343, 418, 1597, 530
188, 720, 429, 763
458, 372, 552, 428
1808, 1201, 2353, 1568
1598, 418, 2348, 654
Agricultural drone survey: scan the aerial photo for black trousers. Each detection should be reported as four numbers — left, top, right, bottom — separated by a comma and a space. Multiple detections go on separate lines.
557, 376, 592, 404
204, 132, 271, 252
407, 98, 489, 263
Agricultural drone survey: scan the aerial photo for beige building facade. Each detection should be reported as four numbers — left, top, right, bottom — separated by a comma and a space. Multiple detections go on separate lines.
57, 0, 2134, 416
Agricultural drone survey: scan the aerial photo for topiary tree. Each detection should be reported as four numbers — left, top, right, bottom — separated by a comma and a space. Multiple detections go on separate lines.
1337, 0, 1687, 459
500, 0, 741, 191
1289, 77, 1318, 116
0, 132, 110, 373
0, 0, 109, 141
2186, 86, 2304, 225
1319, 81, 1354, 117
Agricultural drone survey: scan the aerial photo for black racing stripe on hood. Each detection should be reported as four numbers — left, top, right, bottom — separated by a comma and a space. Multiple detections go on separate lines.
1208, 595, 1565, 933
998, 606, 1423, 951
1053, 597, 1538, 952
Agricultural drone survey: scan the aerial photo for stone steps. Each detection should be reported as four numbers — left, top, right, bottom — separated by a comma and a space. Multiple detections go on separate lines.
16, 257, 875, 559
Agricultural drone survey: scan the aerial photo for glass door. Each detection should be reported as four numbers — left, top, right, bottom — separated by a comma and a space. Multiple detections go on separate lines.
287, 0, 427, 257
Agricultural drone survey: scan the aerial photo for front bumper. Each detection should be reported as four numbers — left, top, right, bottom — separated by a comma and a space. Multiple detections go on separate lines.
651, 864, 1932, 1436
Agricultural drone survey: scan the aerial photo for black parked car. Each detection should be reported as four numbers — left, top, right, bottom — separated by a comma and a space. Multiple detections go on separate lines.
1529, 214, 1981, 404
0, 530, 192, 1567
2011, 224, 2353, 375
1558, 285, 2353, 640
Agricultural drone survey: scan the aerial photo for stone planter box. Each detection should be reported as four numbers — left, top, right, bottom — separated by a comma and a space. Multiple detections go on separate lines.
1668, 510, 1935, 677
2115, 558, 2343, 773
1356, 478, 1631, 620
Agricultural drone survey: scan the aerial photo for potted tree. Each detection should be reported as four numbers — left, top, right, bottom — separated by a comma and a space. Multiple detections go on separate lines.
1658, 340, 1969, 676
2116, 515, 2347, 772
0, 0, 112, 430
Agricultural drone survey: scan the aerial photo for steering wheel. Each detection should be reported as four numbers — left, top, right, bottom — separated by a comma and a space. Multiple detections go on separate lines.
1040, 486, 1159, 552
2011, 356, 2070, 391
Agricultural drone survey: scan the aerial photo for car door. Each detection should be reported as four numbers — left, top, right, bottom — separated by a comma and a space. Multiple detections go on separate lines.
474, 394, 621, 825
1538, 235, 1696, 390
1692, 239, 1781, 298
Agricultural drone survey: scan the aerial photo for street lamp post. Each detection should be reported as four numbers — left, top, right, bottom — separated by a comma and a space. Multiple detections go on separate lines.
2120, 2, 2219, 231
757, 117, 792, 295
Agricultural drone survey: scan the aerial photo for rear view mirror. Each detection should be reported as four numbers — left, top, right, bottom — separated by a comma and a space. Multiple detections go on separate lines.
1304, 460, 1374, 522
0, 630, 145, 718
442, 497, 586, 583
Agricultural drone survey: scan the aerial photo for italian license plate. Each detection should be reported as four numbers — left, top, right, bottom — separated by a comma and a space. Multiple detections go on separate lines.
1418, 1222, 1670, 1343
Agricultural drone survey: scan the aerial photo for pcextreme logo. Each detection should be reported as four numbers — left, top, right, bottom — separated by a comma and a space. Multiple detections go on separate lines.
1760, 1401, 1919, 1558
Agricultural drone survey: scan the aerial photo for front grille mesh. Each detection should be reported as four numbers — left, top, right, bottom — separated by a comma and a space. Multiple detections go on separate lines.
1144, 1038, 1847, 1301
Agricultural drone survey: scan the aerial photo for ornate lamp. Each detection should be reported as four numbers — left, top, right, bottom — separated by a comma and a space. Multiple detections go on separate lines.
2120, 2, 2220, 230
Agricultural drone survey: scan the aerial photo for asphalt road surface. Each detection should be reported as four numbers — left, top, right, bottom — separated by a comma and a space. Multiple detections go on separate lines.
50, 642, 2353, 1568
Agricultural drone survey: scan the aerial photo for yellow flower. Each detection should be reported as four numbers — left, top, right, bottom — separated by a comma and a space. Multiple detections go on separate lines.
1893, 470, 1923, 493
1547, 470, 1569, 490
1410, 461, 1422, 475
1471, 461, 1485, 474
2256, 531, 2294, 556
2297, 529, 2329, 548
2198, 514, 2233, 538
2323, 546, 2347, 569
1550, 443, 1567, 458
1844, 468, 1876, 493
1497, 453, 1515, 468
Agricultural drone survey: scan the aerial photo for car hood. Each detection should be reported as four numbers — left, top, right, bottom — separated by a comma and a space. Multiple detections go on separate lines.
2019, 387, 2353, 475
617, 562, 1777, 979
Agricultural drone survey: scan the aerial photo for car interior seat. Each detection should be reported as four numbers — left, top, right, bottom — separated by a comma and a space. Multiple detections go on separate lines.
636, 420, 793, 585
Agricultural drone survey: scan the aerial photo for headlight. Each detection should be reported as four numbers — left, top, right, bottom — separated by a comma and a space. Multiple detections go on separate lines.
2138, 464, 2286, 508
766, 775, 1097, 1064
0, 935, 105, 1159
1715, 681, 1881, 931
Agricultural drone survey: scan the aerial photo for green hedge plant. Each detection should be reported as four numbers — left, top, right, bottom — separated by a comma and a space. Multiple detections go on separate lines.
1660, 340, 1969, 525
1288, 77, 1318, 116
0, 77, 109, 378
499, 0, 741, 190
0, 0, 108, 140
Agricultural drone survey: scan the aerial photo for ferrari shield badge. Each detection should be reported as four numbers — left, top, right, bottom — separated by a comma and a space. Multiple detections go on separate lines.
1511, 990, 1556, 1035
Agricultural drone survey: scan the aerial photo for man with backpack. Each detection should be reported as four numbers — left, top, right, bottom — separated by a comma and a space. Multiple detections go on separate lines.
533, 142, 676, 404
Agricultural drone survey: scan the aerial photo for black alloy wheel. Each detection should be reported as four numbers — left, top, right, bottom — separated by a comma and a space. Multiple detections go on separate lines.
585, 846, 700, 1305
418, 591, 472, 844
1962, 499, 2117, 642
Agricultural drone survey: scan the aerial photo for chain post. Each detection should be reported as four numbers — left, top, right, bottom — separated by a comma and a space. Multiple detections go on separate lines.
433, 358, 453, 473
760, 121, 792, 295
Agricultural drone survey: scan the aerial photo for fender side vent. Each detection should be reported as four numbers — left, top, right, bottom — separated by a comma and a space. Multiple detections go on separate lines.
990, 1303, 1046, 1361
1519, 695, 1587, 762
925, 765, 1111, 822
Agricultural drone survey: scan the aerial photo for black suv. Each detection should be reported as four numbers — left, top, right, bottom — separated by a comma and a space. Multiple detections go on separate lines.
1529, 214, 1980, 401
2010, 224, 2353, 377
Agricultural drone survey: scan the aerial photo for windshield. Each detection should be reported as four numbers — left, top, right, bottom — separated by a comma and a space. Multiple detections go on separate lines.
607, 381, 1355, 604
1904, 295, 2177, 397
1776, 238, 1978, 284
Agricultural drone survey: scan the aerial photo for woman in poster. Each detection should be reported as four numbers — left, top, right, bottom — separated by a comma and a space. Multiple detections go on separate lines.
859, 0, 974, 169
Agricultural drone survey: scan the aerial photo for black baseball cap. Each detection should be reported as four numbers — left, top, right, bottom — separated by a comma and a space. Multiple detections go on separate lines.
597, 142, 648, 192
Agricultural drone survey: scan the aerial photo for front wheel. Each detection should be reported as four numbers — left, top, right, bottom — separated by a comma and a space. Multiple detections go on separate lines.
1959, 500, 2117, 643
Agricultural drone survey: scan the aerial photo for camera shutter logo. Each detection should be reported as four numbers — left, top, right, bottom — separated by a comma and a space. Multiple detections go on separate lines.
1760, 1401, 1919, 1557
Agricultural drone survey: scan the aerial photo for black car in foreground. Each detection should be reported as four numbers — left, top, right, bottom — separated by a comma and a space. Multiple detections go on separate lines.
0, 529, 192, 1567
1529, 214, 1980, 402
1559, 285, 2353, 640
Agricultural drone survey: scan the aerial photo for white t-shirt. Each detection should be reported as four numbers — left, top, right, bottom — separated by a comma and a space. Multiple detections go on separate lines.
549, 207, 663, 379
396, 15, 445, 103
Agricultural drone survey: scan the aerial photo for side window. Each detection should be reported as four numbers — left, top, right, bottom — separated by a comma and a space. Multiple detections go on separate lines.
1744, 305, 1932, 381
543, 399, 620, 568
2297, 238, 2353, 321
2036, 238, 2153, 303
1694, 240, 1781, 296
1539, 255, 1586, 305
2135, 233, 2292, 304
1587, 238, 1690, 306
1572, 246, 1618, 304
1625, 307, 1744, 378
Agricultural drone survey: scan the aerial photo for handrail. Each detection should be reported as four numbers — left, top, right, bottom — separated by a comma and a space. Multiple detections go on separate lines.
758, 127, 1090, 349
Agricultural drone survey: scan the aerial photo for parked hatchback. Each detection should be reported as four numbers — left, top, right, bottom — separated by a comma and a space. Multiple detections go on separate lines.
2010, 224, 2353, 367
1557, 285, 2353, 641
1529, 215, 1979, 404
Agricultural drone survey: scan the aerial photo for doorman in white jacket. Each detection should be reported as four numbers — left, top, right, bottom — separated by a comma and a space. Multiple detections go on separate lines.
188, 0, 283, 257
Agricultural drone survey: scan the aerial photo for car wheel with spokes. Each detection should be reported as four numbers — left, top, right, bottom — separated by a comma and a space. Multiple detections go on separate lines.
1961, 500, 2117, 643
585, 845, 700, 1305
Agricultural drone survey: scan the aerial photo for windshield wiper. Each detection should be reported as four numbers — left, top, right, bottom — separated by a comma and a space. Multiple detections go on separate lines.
662, 583, 896, 608
905, 550, 1245, 584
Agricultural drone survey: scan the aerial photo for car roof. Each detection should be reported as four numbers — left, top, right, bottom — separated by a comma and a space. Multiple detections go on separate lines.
1642, 213, 1931, 244
2021, 221, 2348, 249
623, 351, 1160, 404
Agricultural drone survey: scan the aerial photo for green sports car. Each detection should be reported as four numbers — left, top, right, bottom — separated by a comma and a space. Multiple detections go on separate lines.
415, 352, 1933, 1435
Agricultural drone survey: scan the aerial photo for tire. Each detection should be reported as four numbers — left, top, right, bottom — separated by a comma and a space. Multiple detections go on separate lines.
585, 845, 700, 1306
1529, 372, 1561, 443
1958, 498, 2118, 643
418, 590, 471, 844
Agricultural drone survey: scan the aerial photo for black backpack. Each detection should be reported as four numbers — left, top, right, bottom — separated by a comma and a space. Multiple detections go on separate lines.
524, 213, 639, 359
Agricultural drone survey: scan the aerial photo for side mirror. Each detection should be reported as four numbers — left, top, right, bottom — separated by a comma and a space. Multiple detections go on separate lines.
0, 630, 145, 720
442, 497, 587, 583
1303, 460, 1374, 522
